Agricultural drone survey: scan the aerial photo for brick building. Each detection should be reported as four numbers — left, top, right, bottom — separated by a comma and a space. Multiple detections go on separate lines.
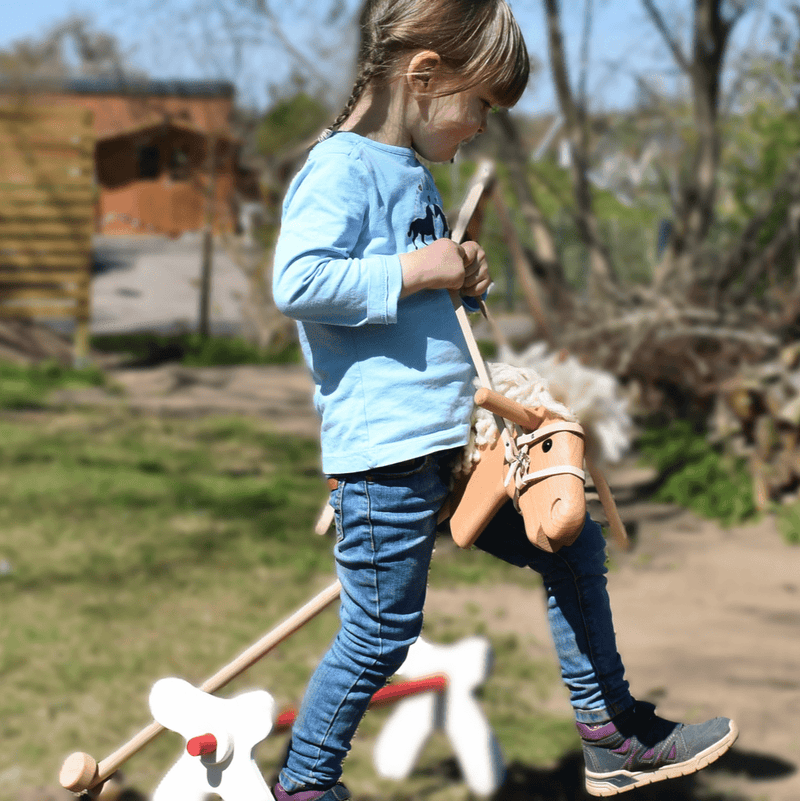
0, 76, 254, 236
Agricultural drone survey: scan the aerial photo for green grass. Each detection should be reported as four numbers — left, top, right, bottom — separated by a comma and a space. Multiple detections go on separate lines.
90, 332, 302, 367
1, 407, 574, 800
0, 360, 105, 409
777, 501, 800, 545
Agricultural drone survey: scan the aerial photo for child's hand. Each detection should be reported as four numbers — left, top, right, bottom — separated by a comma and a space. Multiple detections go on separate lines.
459, 241, 491, 298
399, 238, 490, 298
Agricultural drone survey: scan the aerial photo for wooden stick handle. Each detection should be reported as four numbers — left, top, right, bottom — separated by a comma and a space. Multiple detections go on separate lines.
448, 159, 498, 391
451, 297, 494, 387
474, 387, 547, 431
450, 159, 495, 245
60, 579, 342, 792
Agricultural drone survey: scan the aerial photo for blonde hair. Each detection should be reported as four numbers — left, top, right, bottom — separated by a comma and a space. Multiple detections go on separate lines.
327, 0, 529, 134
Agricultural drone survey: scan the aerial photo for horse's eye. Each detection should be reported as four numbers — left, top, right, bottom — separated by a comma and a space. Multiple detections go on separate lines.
542, 439, 553, 453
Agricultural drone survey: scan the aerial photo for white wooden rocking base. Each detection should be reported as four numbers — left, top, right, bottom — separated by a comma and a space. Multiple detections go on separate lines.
150, 678, 275, 801
148, 636, 502, 801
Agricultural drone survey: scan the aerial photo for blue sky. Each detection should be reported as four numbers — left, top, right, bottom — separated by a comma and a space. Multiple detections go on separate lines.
1, 0, 788, 114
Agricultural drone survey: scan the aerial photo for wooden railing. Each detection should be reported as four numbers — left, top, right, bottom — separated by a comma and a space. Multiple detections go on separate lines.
0, 102, 95, 361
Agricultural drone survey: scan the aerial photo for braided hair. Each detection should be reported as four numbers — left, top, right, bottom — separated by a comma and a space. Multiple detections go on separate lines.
319, 0, 529, 141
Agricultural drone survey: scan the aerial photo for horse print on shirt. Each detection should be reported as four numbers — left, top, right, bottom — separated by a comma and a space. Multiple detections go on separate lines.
408, 202, 449, 247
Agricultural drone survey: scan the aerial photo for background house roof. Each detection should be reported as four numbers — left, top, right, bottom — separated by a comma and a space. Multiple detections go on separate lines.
95, 117, 239, 142
0, 76, 235, 98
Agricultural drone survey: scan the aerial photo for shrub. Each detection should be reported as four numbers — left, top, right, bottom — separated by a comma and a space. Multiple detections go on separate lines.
638, 420, 757, 526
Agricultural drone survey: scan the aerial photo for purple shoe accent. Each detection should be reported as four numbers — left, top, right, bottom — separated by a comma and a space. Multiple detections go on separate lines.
577, 720, 618, 741
668, 743, 677, 760
274, 783, 328, 801
612, 739, 631, 755
643, 748, 655, 760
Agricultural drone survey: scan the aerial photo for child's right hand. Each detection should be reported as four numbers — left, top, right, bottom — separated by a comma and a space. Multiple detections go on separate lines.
399, 239, 490, 298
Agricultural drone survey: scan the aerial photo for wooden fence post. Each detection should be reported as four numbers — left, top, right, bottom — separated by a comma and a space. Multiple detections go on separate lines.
0, 101, 95, 364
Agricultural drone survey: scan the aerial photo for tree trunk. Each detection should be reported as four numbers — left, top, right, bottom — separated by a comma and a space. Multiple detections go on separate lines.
493, 109, 572, 315
542, 0, 617, 298
199, 134, 218, 339
649, 0, 747, 290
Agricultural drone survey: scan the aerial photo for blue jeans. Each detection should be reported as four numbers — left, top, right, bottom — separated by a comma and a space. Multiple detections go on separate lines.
279, 451, 633, 792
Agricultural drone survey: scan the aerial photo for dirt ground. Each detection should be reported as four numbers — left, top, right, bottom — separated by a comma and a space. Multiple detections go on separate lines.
51, 363, 800, 801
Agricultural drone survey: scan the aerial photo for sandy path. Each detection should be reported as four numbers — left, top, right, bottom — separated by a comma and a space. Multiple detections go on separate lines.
428, 502, 800, 801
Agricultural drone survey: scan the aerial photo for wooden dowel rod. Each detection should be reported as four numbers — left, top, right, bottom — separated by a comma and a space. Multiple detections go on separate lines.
200, 580, 342, 694
448, 161, 497, 391
450, 160, 495, 245
451, 295, 494, 388
585, 455, 629, 551
61, 579, 342, 792
95, 721, 165, 788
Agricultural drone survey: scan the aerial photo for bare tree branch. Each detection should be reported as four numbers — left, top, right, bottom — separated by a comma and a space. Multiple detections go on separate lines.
577, 0, 594, 112
237, 0, 336, 88
731, 215, 798, 302
493, 110, 572, 312
640, 0, 691, 73
651, 0, 753, 293
715, 151, 800, 294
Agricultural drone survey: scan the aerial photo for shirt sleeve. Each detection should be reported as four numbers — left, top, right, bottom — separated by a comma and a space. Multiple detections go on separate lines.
272, 152, 403, 327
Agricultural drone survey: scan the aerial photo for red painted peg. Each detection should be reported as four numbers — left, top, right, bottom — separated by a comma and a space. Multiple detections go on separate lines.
186, 733, 217, 757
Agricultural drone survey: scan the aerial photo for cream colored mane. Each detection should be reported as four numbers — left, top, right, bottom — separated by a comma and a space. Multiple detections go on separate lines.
454, 351, 632, 480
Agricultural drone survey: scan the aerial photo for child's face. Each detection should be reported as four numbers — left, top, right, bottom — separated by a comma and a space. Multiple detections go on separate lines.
410, 82, 496, 163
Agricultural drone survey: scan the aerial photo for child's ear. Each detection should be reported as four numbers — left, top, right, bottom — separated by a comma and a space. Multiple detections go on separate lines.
406, 50, 443, 97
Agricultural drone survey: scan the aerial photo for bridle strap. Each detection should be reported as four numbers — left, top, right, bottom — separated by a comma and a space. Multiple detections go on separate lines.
516, 421, 585, 447
519, 465, 587, 485
503, 425, 587, 510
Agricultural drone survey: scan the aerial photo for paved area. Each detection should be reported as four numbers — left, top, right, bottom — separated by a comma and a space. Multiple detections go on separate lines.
90, 234, 251, 335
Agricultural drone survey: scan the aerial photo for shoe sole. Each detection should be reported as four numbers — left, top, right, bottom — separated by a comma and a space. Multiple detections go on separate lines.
584, 719, 739, 797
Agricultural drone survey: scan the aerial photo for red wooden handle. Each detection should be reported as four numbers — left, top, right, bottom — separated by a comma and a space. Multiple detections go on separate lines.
272, 675, 448, 732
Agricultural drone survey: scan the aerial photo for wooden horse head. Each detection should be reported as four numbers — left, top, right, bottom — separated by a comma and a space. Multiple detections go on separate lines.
445, 388, 586, 553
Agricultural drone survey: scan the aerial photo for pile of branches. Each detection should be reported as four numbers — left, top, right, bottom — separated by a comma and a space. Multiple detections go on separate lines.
712, 344, 800, 509
491, 136, 800, 504
559, 271, 798, 421
562, 152, 800, 413
490, 117, 800, 421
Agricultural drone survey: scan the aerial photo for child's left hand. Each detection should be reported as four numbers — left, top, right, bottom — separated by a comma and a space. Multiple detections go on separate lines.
460, 241, 491, 297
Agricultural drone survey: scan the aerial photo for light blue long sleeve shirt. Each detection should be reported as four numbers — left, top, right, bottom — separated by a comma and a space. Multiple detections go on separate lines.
273, 132, 476, 474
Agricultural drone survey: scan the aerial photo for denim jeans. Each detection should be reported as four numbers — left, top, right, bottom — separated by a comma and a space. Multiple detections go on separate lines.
279, 450, 633, 792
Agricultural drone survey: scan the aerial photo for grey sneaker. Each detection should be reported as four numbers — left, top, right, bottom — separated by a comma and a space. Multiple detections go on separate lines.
577, 701, 738, 796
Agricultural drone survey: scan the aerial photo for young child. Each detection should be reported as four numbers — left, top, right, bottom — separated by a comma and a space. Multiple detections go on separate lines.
272, 0, 738, 797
